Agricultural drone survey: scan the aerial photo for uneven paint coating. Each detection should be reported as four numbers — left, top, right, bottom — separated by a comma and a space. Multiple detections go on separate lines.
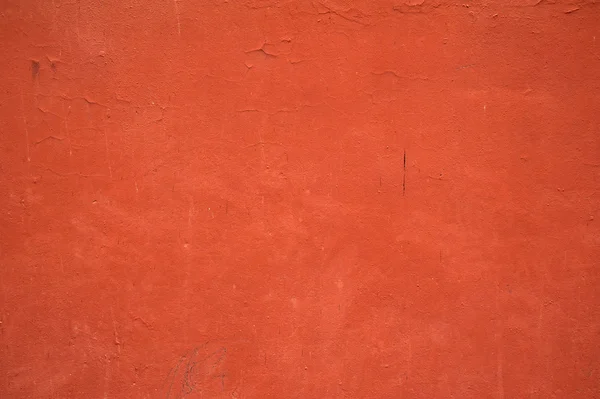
1, 0, 599, 398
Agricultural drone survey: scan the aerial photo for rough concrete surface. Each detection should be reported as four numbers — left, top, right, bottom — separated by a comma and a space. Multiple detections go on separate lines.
1, 0, 599, 397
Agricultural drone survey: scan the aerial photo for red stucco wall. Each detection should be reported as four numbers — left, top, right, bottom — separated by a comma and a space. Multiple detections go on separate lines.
1, 0, 599, 397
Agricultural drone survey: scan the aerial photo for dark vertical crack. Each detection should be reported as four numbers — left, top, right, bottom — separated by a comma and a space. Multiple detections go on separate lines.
31, 60, 40, 79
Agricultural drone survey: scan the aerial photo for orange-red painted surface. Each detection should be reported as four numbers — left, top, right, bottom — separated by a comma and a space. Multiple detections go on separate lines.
1, 0, 599, 398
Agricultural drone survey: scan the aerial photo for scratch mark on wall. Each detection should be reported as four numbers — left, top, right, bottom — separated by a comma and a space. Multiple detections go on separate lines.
63, 104, 72, 156
111, 307, 121, 355
257, 131, 266, 162
173, 0, 181, 36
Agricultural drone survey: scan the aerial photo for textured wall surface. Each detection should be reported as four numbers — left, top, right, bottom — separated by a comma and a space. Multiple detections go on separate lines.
1, 0, 599, 397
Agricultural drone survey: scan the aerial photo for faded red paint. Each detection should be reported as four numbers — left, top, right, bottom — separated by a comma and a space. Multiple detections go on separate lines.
1, 0, 599, 398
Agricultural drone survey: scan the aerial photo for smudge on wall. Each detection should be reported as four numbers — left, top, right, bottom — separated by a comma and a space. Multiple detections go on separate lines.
1, 0, 599, 397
